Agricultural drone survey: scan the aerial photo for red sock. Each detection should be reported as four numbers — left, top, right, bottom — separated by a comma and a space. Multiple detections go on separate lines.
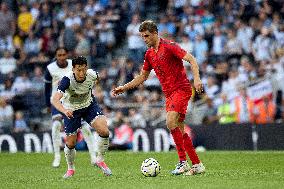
170, 127, 187, 161
183, 133, 200, 165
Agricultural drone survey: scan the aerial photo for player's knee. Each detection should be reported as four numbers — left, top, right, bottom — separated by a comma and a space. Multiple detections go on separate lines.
66, 138, 76, 148
166, 119, 176, 130
97, 128, 109, 138
66, 140, 76, 148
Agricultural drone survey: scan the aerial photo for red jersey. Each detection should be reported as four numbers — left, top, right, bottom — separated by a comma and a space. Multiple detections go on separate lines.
143, 38, 191, 97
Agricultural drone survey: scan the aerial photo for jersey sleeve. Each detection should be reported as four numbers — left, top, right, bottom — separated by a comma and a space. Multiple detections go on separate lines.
57, 76, 70, 93
142, 51, 152, 71
44, 69, 52, 107
168, 42, 187, 59
88, 69, 98, 81
44, 68, 52, 83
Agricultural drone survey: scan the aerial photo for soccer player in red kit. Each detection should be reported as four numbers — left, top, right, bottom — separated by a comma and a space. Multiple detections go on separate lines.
112, 20, 205, 176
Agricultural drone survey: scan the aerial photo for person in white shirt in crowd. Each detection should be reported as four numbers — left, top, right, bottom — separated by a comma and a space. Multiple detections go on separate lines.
211, 28, 226, 59
126, 14, 145, 66
0, 97, 14, 133
179, 33, 194, 68
253, 26, 276, 61
193, 34, 208, 66
0, 50, 16, 75
236, 20, 254, 55
204, 75, 220, 100
128, 108, 146, 128
11, 71, 32, 94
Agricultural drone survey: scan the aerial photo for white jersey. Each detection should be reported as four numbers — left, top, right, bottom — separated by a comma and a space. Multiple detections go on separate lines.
58, 69, 98, 111
45, 59, 73, 100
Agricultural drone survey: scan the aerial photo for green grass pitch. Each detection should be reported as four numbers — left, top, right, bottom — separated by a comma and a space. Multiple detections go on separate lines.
0, 151, 284, 189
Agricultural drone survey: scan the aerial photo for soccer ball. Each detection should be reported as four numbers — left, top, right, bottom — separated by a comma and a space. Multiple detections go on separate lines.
141, 158, 161, 177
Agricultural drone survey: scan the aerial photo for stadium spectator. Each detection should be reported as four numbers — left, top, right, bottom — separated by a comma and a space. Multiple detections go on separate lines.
232, 85, 255, 124
204, 75, 219, 99
11, 71, 32, 94
110, 120, 133, 150
75, 30, 91, 65
126, 14, 145, 65
13, 110, 29, 133
217, 93, 236, 124
0, 97, 14, 133
96, 17, 116, 53
0, 2, 15, 54
0, 79, 15, 101
0, 51, 17, 75
179, 33, 194, 68
221, 68, 245, 102
128, 108, 146, 128
35, 2, 53, 35
202, 97, 218, 125
158, 15, 176, 38
23, 32, 42, 56
235, 20, 254, 56
193, 34, 208, 66
30, 66, 44, 92
211, 28, 226, 62
253, 26, 276, 61
253, 95, 276, 124
225, 29, 242, 61
17, 4, 34, 35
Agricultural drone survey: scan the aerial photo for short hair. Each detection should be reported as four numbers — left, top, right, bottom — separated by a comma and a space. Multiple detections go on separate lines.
72, 56, 87, 67
139, 20, 158, 33
55, 46, 68, 54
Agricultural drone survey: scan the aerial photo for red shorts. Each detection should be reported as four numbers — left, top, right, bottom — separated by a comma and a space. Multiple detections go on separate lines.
165, 88, 192, 122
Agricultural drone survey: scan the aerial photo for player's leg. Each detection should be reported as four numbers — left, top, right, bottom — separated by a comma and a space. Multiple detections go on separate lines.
51, 107, 64, 168
62, 113, 81, 179
63, 134, 77, 179
81, 121, 97, 165
166, 111, 189, 175
177, 120, 205, 175
177, 117, 200, 165
91, 116, 112, 176
85, 100, 111, 176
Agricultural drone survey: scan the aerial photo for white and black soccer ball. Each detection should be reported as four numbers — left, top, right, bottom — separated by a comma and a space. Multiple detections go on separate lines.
141, 158, 161, 177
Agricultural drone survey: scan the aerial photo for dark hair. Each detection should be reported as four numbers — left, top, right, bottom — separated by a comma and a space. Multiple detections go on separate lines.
72, 56, 87, 67
55, 46, 68, 54
139, 20, 158, 33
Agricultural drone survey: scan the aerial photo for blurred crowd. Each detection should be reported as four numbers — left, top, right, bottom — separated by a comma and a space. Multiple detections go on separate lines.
0, 0, 283, 135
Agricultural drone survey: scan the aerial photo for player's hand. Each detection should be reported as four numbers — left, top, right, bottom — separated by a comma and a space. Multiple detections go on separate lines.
112, 86, 126, 96
194, 78, 204, 94
63, 109, 73, 119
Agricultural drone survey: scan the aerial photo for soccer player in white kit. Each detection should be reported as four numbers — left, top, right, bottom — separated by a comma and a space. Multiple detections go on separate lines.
45, 47, 96, 168
51, 56, 111, 178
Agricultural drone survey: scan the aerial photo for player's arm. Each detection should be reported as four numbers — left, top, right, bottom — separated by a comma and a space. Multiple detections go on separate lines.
51, 76, 73, 119
183, 53, 203, 94
112, 69, 150, 96
51, 92, 65, 114
44, 69, 52, 108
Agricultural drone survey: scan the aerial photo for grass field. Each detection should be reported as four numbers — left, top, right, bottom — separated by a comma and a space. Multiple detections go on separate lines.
0, 151, 284, 189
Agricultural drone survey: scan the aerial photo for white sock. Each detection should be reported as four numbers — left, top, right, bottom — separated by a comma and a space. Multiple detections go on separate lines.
81, 122, 97, 162
64, 145, 76, 170
96, 135, 109, 162
52, 120, 62, 158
